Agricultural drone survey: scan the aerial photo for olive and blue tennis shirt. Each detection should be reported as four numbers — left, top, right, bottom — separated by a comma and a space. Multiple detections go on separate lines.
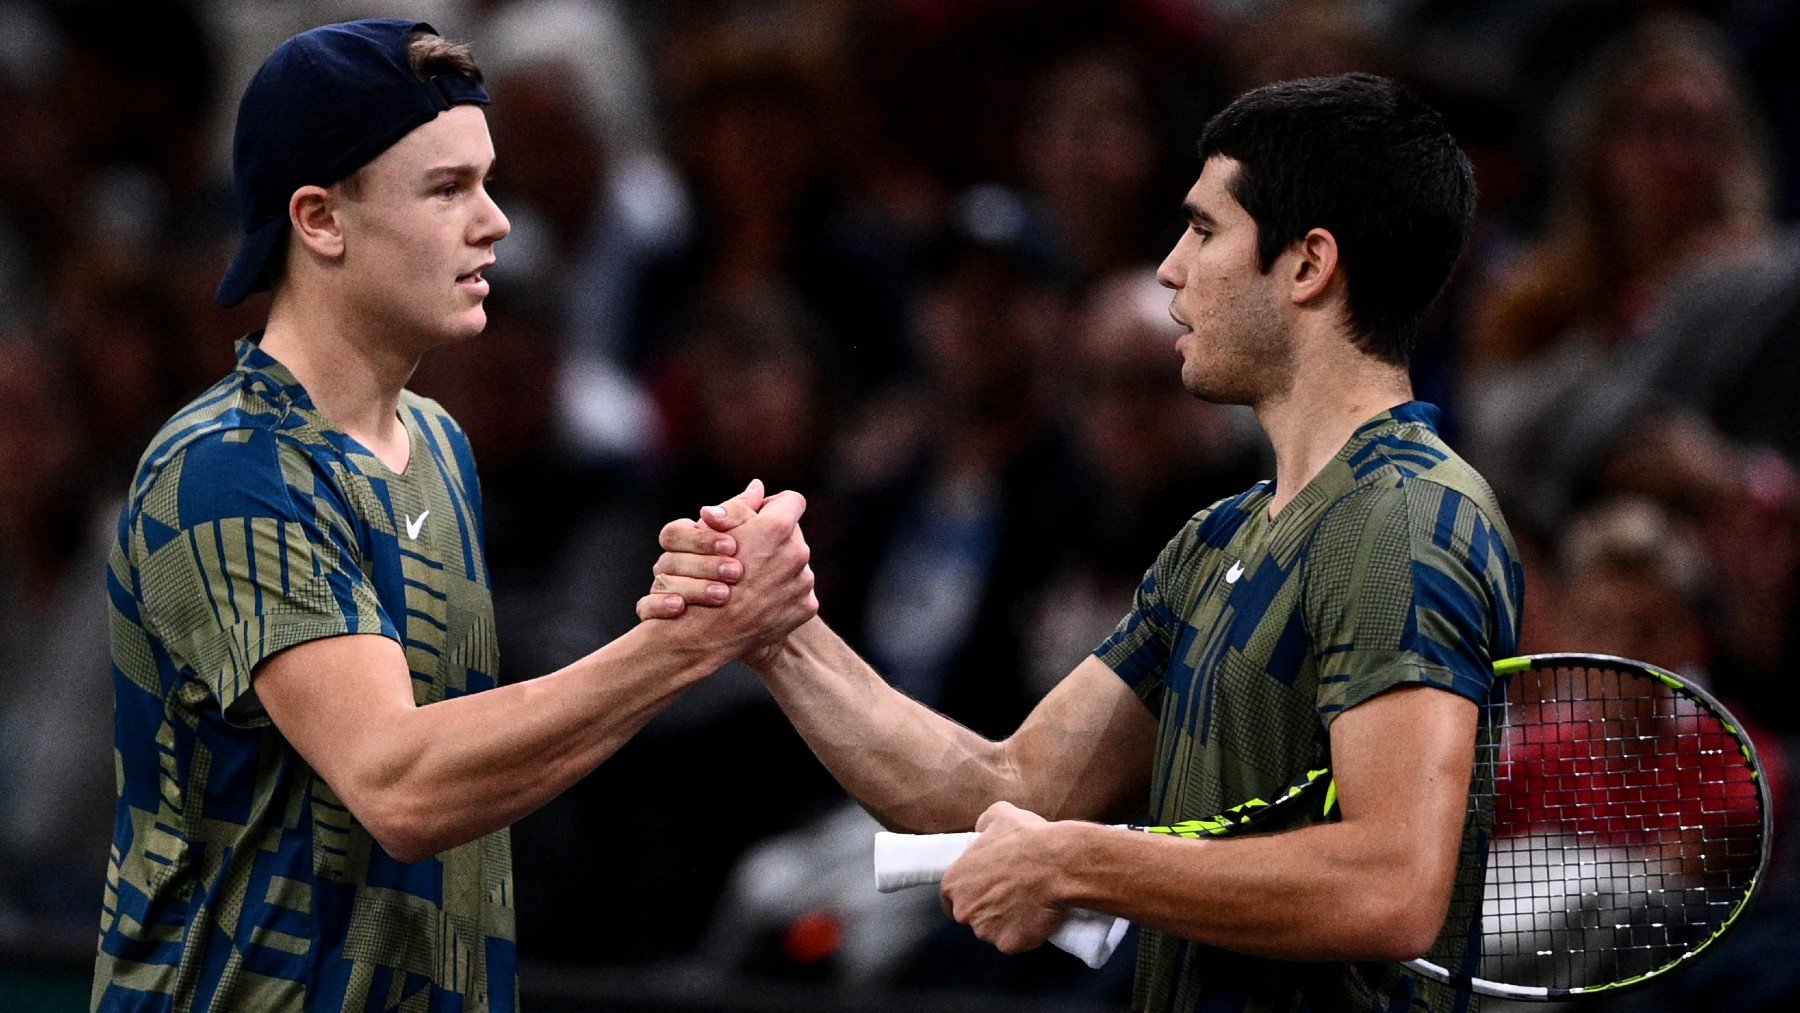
95, 336, 514, 1011
1097, 402, 1525, 1013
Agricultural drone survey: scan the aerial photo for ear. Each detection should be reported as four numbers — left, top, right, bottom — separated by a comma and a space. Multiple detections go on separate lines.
1286, 227, 1342, 307
289, 185, 345, 260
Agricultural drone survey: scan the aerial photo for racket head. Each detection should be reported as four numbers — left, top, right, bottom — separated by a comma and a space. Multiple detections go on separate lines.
1404, 652, 1773, 1000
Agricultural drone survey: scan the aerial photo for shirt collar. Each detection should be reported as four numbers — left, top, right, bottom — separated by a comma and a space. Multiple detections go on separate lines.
233, 330, 316, 410
1349, 399, 1441, 437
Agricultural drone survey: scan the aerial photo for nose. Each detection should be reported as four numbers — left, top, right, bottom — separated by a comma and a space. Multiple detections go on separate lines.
1155, 238, 1183, 290
475, 186, 510, 246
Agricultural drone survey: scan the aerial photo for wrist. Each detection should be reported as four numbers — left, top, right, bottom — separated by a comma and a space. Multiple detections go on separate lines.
635, 612, 742, 674
1039, 819, 1093, 910
745, 616, 822, 677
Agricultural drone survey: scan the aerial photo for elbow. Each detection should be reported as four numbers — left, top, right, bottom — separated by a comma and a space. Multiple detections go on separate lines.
343, 782, 443, 864
1355, 880, 1450, 962
370, 822, 438, 865
1373, 907, 1444, 963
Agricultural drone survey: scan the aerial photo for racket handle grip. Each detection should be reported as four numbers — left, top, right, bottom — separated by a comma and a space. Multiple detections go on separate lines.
872, 830, 1129, 969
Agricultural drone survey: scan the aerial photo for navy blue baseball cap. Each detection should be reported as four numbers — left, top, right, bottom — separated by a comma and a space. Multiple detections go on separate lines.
216, 19, 491, 307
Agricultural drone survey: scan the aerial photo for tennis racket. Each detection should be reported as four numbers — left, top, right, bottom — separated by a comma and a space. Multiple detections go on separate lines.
872, 653, 1772, 1000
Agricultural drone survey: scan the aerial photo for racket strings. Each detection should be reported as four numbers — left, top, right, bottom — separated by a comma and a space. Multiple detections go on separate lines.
1454, 662, 1763, 990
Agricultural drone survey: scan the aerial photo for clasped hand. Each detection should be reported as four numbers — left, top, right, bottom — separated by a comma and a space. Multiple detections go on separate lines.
634, 479, 818, 662
940, 801, 1070, 955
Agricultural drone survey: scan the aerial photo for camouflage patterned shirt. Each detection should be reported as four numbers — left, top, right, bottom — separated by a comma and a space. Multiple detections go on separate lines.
95, 336, 515, 1012
1097, 402, 1524, 1013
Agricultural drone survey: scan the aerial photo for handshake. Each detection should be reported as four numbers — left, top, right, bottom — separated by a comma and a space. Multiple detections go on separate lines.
632, 479, 819, 667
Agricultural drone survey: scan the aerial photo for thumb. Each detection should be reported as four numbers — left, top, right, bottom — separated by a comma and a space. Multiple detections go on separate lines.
758, 489, 809, 526
701, 480, 767, 531
974, 801, 1016, 833
740, 477, 767, 510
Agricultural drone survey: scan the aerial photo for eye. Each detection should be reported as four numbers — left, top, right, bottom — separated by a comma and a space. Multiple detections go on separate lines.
1190, 225, 1211, 241
438, 183, 460, 200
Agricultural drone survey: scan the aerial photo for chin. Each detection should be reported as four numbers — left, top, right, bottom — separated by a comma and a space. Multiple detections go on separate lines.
438, 305, 490, 345
1180, 364, 1252, 406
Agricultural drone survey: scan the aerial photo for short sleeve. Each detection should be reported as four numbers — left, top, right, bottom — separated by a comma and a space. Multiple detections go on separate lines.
132, 427, 398, 726
1094, 520, 1200, 716
1304, 480, 1522, 725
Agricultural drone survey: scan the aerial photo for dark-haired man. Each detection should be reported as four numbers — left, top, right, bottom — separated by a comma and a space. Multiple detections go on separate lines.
94, 21, 816, 1011
647, 73, 1524, 1010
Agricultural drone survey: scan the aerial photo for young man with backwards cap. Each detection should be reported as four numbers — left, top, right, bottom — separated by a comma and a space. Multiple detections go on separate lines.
93, 20, 817, 1011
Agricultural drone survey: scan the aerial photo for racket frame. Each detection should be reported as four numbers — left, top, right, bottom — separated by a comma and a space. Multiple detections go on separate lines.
1397, 653, 1771, 999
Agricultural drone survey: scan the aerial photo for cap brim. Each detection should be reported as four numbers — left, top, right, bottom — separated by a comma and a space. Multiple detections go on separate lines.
215, 217, 288, 308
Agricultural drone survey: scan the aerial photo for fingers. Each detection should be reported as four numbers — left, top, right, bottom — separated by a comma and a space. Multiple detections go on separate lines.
656, 550, 743, 584
700, 478, 768, 532
757, 489, 808, 527
660, 517, 738, 557
975, 801, 1018, 833
651, 573, 733, 606
635, 593, 685, 621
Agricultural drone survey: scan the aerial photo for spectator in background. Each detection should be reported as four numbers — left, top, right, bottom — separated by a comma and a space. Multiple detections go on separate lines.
40, 266, 204, 480
822, 207, 1073, 740
481, 0, 676, 467
1550, 495, 1796, 1013
1555, 497, 1712, 680
1219, 0, 1382, 96
0, 339, 115, 944
654, 292, 841, 520
632, 8, 911, 393
1451, 14, 1799, 733
1013, 48, 1169, 284
1460, 13, 1778, 523
1022, 269, 1262, 698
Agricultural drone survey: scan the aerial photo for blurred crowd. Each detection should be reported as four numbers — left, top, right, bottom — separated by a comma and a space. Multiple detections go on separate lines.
2, 0, 1798, 1007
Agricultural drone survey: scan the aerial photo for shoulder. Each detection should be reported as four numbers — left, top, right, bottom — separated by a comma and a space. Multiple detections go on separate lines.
128, 380, 349, 532
1339, 412, 1511, 539
1311, 468, 1515, 568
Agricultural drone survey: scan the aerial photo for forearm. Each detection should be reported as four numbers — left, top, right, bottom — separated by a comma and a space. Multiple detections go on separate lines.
1049, 820, 1449, 962
355, 622, 734, 860
752, 618, 1022, 832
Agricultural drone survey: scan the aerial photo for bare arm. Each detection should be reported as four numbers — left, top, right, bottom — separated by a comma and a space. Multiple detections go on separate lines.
257, 492, 818, 862
637, 492, 1155, 831
752, 620, 1157, 832
943, 684, 1477, 960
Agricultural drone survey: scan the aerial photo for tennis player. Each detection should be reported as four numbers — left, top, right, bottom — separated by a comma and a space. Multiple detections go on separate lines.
93, 21, 815, 1011
646, 74, 1525, 1011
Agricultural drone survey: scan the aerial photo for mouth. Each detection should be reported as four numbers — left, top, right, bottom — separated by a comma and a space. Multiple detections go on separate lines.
1169, 307, 1194, 338
456, 260, 494, 295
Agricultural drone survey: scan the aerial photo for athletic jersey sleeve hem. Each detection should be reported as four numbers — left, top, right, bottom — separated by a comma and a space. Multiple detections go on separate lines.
1317, 652, 1483, 729
177, 613, 402, 727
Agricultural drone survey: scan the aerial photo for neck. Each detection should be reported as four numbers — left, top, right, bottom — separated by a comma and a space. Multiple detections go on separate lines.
1254, 327, 1413, 518
260, 282, 418, 471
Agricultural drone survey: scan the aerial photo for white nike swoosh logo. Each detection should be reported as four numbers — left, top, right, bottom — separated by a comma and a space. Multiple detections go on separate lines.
1225, 560, 1245, 584
405, 510, 430, 540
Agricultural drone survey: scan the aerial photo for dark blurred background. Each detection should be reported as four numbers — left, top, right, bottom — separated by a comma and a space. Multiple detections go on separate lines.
2, 0, 1797, 1009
